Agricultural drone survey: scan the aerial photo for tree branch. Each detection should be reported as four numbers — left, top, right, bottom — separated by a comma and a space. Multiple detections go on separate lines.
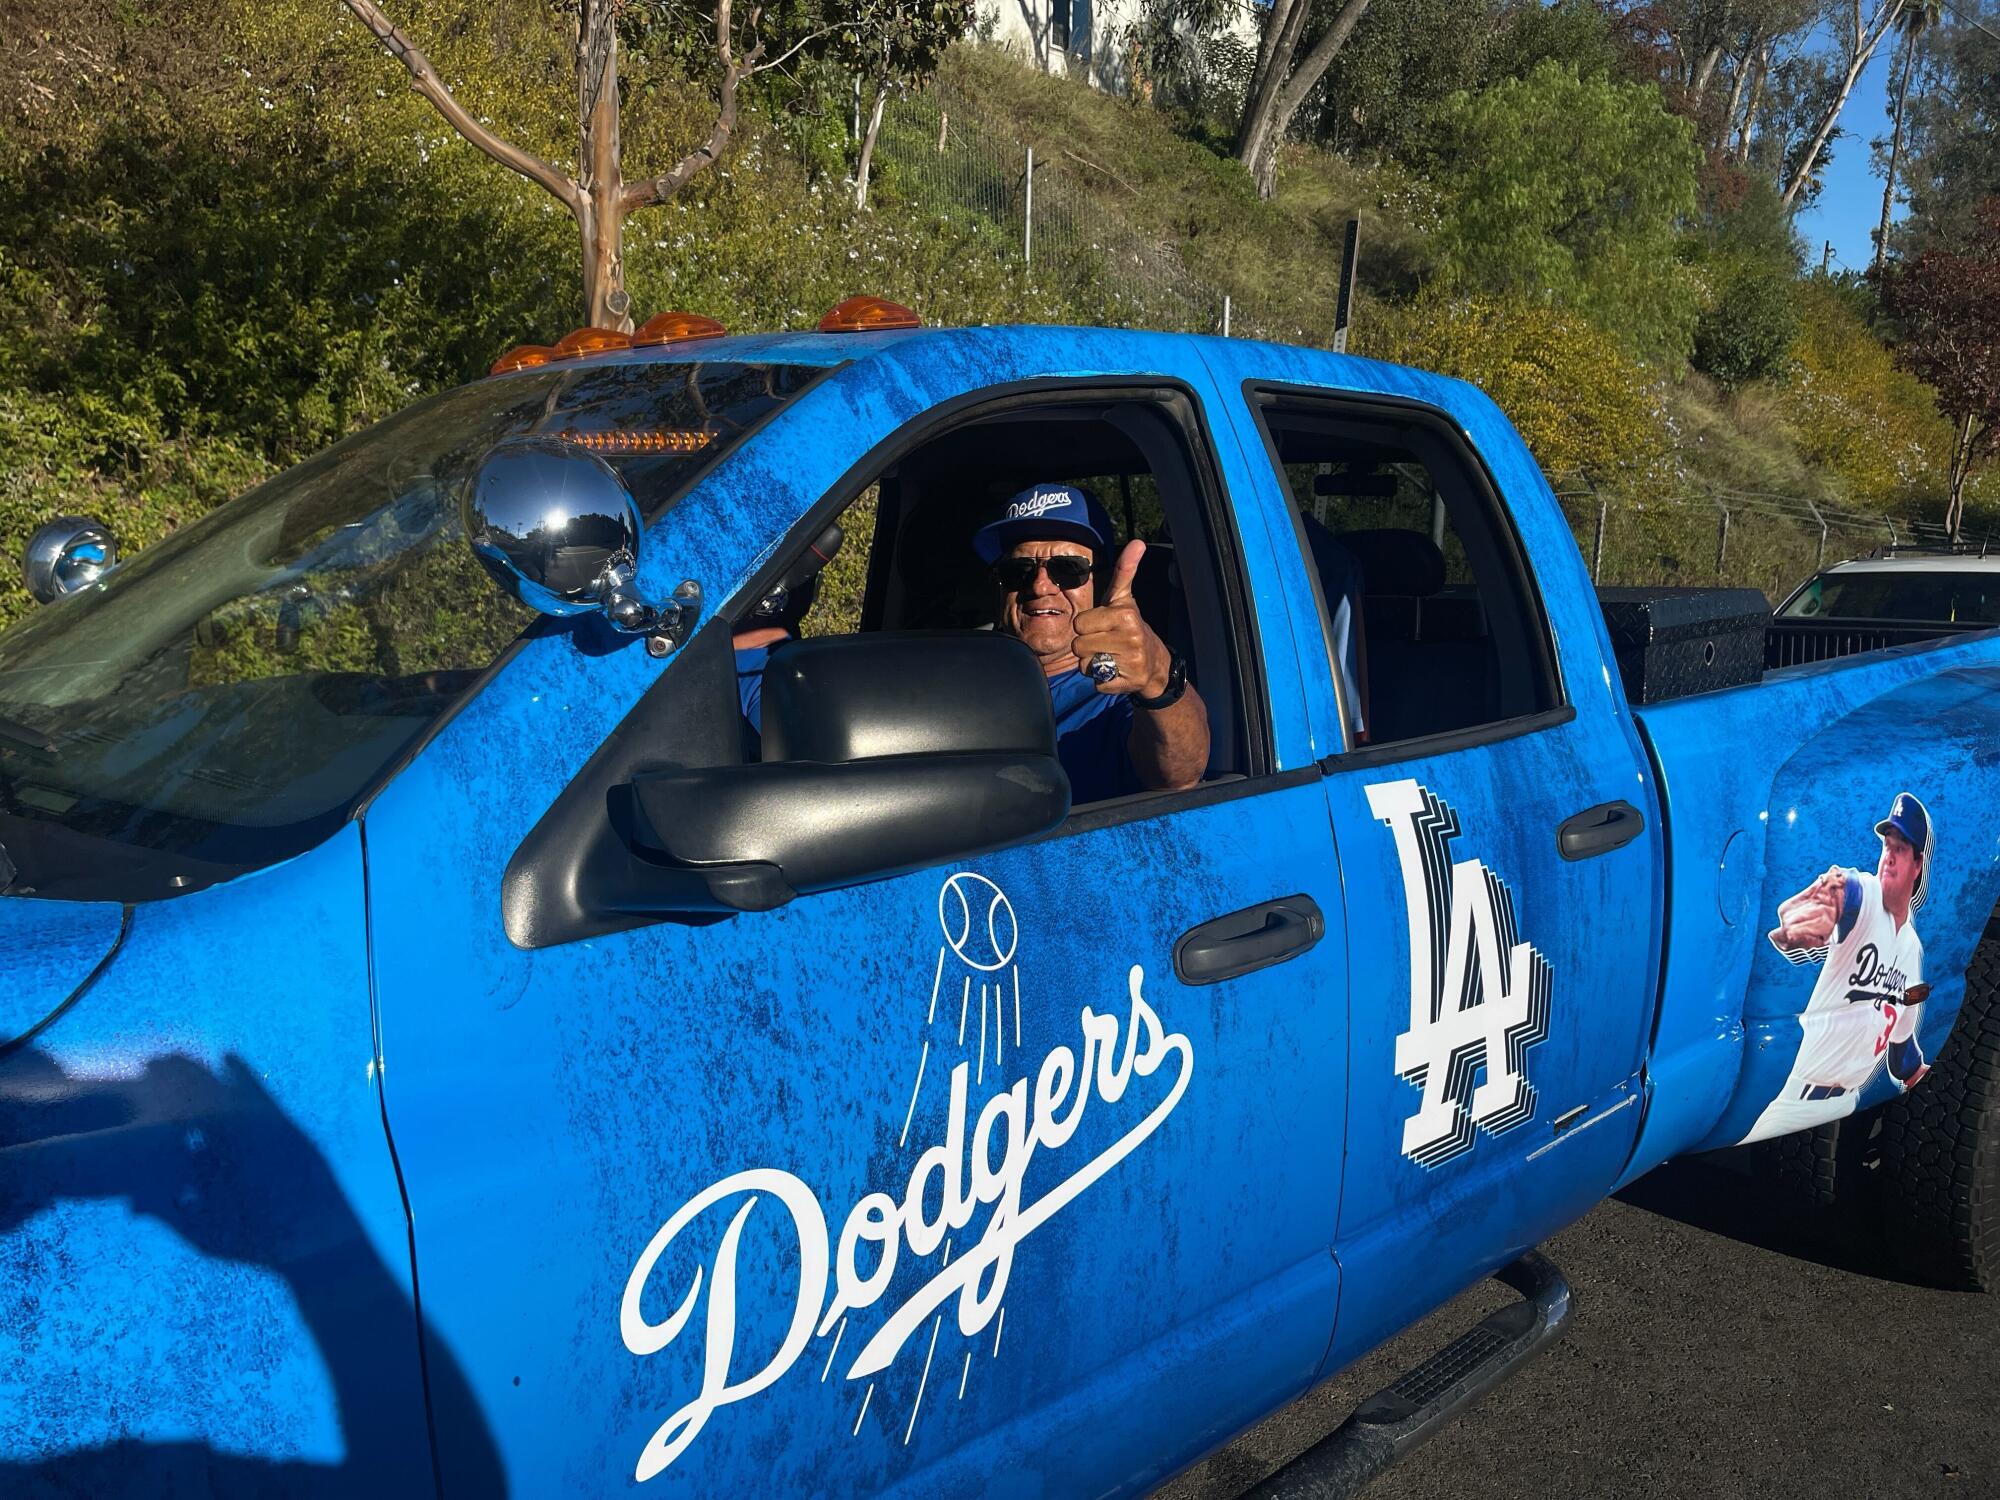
751, 24, 843, 76
1267, 0, 1373, 147
622, 0, 762, 210
339, 0, 581, 215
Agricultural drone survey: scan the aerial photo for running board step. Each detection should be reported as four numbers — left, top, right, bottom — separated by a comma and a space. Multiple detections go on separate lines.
1240, 1250, 1573, 1500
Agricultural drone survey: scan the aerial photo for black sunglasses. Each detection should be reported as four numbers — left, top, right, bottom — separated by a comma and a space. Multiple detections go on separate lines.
992, 554, 1095, 592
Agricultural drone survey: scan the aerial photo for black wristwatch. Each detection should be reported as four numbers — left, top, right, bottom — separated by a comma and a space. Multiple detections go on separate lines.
1132, 650, 1188, 711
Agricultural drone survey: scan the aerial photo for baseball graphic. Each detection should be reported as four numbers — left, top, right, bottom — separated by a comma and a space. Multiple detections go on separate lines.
1744, 791, 1935, 1143
938, 872, 1017, 972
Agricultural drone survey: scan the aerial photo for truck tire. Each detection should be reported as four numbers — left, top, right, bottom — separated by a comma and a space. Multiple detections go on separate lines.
1875, 916, 2000, 1292
1755, 1119, 1845, 1210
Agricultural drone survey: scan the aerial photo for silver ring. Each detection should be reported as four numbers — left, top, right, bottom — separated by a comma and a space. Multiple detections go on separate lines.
1086, 652, 1119, 685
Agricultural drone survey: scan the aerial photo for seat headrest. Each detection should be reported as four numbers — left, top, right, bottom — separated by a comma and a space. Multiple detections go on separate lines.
1340, 527, 1446, 598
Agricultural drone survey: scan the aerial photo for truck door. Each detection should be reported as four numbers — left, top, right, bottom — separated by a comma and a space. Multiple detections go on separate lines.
1209, 372, 1661, 1371
358, 346, 1351, 1496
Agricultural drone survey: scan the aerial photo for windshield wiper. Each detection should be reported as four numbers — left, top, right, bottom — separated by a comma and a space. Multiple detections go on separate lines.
0, 713, 58, 761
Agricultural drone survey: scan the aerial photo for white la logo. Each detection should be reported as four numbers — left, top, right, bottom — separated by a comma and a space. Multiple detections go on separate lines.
1367, 778, 1551, 1166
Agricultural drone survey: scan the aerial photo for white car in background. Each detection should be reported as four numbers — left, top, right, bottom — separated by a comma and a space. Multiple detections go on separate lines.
1770, 547, 2000, 668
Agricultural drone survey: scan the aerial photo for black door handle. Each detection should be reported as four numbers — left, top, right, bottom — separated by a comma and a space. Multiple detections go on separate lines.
1174, 895, 1325, 986
1558, 800, 1646, 861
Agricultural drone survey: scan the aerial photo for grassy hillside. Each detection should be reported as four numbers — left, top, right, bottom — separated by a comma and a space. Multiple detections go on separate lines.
875, 46, 1990, 536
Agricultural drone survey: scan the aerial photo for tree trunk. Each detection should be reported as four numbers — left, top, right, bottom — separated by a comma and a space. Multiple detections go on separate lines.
1782, 0, 1907, 210
854, 78, 890, 210
1720, 38, 1757, 152
1946, 412, 1976, 539
1238, 0, 1298, 152
1243, 0, 1372, 200
344, 0, 761, 332
1873, 28, 1918, 271
1734, 40, 1771, 164
576, 0, 629, 330
1690, 42, 1725, 105
1235, 0, 1309, 174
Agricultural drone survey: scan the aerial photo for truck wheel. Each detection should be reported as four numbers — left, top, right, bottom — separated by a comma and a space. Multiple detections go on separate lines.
1875, 917, 2000, 1292
1754, 1119, 1845, 1209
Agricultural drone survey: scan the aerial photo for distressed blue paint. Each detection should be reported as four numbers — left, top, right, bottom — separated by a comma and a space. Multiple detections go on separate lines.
366, 769, 1350, 1493
0, 826, 451, 1492
356, 330, 1365, 1494
0, 894, 123, 1047
1626, 634, 2000, 1171
12, 325, 2000, 1494
1192, 340, 1662, 1370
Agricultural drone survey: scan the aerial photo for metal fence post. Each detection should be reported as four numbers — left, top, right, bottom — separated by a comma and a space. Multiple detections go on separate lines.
1715, 499, 1731, 580
1023, 145, 1034, 264
1221, 295, 1231, 337
1804, 498, 1827, 569
1592, 491, 1607, 582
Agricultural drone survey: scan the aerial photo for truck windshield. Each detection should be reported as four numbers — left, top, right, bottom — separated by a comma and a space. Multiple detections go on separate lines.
0, 359, 819, 902
1781, 570, 2000, 625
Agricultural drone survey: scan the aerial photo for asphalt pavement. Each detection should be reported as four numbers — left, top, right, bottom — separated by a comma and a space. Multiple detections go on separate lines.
1157, 1153, 2000, 1500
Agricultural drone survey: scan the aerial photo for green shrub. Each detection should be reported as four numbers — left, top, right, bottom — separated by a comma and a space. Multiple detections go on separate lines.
1693, 268, 1800, 389
1360, 291, 1675, 492
1425, 61, 1700, 364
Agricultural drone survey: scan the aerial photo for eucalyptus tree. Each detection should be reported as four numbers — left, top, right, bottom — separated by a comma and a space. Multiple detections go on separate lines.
1872, 0, 1944, 269
1234, 0, 1372, 199
340, 0, 848, 330
1779, 0, 1909, 209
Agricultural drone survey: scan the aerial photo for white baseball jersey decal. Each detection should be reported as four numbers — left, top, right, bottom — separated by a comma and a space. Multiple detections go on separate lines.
1777, 869, 1925, 1093
1743, 790, 1936, 1145
1368, 778, 1553, 1167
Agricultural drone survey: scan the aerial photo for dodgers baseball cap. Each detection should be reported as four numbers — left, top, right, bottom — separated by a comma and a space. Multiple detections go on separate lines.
1876, 791, 1931, 852
971, 483, 1114, 563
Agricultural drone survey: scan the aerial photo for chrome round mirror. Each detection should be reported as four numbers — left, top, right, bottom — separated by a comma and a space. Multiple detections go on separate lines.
463, 439, 643, 617
24, 516, 118, 604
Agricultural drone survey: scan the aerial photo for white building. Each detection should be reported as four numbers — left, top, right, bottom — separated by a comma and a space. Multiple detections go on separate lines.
975, 0, 1259, 95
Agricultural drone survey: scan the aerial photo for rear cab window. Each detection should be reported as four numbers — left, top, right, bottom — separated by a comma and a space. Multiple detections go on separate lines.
1245, 390, 1562, 755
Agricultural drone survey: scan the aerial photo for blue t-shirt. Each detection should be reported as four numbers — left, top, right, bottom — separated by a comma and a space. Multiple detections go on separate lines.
1045, 668, 1141, 804
735, 648, 1139, 804
735, 645, 770, 725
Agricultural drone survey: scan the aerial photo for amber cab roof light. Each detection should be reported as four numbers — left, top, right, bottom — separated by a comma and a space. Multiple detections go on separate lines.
489, 344, 557, 376
817, 295, 921, 333
552, 326, 635, 360
634, 311, 728, 346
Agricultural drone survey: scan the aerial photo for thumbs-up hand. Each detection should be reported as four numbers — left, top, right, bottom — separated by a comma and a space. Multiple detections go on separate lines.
1072, 538, 1169, 696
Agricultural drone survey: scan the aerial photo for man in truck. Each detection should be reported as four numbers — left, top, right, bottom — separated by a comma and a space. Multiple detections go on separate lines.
970, 483, 1209, 800
736, 483, 1211, 801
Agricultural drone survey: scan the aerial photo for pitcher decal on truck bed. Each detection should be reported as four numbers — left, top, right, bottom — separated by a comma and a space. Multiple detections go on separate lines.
1368, 778, 1553, 1167
618, 872, 1195, 1481
1740, 791, 1936, 1144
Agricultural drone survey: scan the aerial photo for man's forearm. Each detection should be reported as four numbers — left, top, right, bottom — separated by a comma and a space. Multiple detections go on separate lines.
1128, 686, 1209, 791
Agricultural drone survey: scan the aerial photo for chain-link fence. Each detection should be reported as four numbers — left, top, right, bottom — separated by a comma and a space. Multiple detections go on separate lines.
1551, 480, 1999, 597
877, 82, 1260, 335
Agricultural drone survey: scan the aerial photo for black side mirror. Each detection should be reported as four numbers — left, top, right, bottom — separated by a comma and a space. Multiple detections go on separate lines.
610, 632, 1070, 913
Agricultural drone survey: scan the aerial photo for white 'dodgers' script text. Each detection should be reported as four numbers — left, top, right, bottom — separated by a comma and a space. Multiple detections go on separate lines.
619, 963, 1192, 1481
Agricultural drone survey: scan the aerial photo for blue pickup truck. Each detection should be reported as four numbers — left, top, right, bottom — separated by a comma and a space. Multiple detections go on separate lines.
4, 314, 1997, 1497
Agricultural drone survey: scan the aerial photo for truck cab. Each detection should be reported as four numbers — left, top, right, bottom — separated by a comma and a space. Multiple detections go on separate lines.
3, 320, 1996, 1496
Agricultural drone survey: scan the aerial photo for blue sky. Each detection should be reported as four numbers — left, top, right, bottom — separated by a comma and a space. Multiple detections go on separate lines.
1793, 34, 1903, 274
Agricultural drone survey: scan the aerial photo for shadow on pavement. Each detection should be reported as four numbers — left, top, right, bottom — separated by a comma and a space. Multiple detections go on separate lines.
1613, 1147, 1908, 1281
